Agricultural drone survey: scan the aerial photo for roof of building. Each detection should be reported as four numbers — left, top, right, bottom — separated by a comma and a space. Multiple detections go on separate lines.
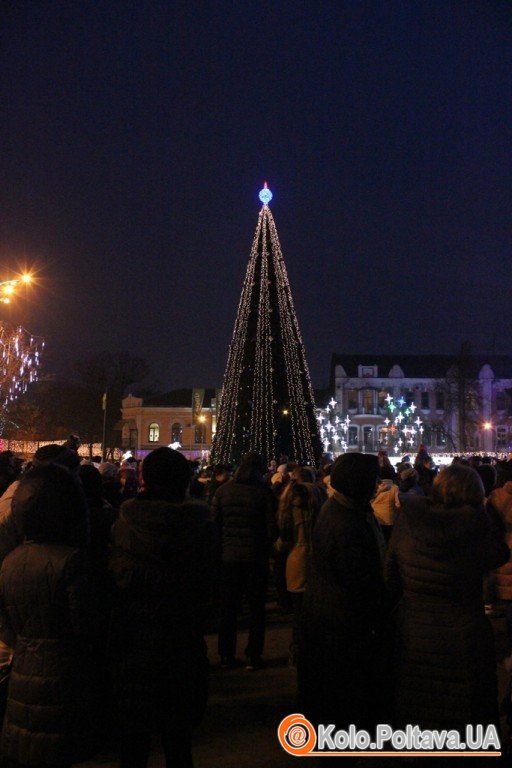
141, 388, 217, 408
330, 353, 512, 386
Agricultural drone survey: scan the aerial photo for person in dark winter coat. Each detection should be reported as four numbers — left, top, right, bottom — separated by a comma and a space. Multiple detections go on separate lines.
0, 463, 96, 768
212, 451, 277, 669
109, 447, 216, 768
298, 453, 387, 730
385, 464, 509, 732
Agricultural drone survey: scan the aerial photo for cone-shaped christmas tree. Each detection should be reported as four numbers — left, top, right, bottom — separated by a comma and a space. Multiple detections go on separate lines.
211, 184, 322, 467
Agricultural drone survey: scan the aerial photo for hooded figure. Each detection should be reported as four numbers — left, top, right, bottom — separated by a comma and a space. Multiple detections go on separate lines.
0, 463, 96, 768
385, 464, 509, 731
109, 447, 216, 768
298, 453, 387, 730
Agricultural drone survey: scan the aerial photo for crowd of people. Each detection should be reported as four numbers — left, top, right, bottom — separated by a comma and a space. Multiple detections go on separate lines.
0, 440, 509, 766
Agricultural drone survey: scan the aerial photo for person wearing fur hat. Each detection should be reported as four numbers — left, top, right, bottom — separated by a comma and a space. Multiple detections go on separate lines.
298, 453, 387, 731
109, 447, 216, 768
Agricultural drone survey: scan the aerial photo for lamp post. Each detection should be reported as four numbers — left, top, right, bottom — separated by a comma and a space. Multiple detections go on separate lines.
198, 413, 206, 464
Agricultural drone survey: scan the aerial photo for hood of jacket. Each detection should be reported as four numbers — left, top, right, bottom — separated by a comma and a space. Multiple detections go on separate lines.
113, 496, 212, 563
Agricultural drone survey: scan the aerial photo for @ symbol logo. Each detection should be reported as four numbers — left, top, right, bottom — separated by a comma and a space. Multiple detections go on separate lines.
278, 713, 316, 755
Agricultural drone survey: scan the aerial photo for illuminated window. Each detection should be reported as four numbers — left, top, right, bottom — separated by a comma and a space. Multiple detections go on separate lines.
171, 422, 183, 442
148, 423, 159, 442
363, 426, 373, 449
346, 389, 358, 410
433, 425, 446, 447
195, 424, 206, 444
362, 389, 374, 414
497, 427, 508, 448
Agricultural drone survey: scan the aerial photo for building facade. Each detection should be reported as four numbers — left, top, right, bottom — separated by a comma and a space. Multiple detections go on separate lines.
121, 388, 217, 461
328, 354, 512, 455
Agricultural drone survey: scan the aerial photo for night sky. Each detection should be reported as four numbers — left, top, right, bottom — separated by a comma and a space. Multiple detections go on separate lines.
1, 1, 511, 391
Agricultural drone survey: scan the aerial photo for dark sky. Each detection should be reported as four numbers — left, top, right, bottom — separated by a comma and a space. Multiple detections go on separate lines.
1, 1, 511, 390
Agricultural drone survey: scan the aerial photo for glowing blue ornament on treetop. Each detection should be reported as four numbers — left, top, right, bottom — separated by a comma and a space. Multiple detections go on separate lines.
258, 181, 273, 205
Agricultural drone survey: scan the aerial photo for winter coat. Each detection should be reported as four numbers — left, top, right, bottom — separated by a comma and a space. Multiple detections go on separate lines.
0, 543, 97, 766
275, 483, 321, 593
108, 494, 216, 732
212, 478, 277, 563
488, 481, 512, 600
385, 497, 509, 730
0, 480, 21, 566
298, 490, 387, 729
371, 479, 400, 527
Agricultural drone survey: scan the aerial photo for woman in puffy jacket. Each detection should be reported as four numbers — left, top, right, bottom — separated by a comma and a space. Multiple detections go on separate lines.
385, 464, 509, 732
0, 463, 96, 768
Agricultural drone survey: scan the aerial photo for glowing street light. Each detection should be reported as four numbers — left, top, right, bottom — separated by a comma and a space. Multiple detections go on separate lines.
0, 274, 33, 304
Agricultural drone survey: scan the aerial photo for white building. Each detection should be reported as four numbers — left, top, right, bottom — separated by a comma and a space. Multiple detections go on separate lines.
329, 354, 512, 455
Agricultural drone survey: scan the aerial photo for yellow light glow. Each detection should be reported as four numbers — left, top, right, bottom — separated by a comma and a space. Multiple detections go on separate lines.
3, 284, 14, 295
21, 274, 32, 284
483, 422, 492, 430
282, 409, 289, 415
198, 414, 206, 423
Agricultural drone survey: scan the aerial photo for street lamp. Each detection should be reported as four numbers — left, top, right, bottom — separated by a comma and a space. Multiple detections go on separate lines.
198, 414, 206, 464
0, 274, 32, 304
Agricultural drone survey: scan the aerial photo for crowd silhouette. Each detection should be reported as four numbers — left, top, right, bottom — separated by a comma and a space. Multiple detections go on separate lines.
0, 442, 509, 766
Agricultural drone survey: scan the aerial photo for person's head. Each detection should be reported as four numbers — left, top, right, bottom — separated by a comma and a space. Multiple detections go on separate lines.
214, 464, 231, 483
98, 461, 119, 480
399, 463, 418, 484
431, 465, 484, 509
13, 463, 89, 547
142, 447, 191, 500
294, 466, 315, 484
329, 453, 379, 502
33, 443, 81, 473
475, 464, 497, 497
0, 451, 23, 485
235, 452, 266, 484
79, 464, 104, 504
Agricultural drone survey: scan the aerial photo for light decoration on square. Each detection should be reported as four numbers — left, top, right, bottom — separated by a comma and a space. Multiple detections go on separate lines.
316, 400, 351, 457
0, 323, 44, 433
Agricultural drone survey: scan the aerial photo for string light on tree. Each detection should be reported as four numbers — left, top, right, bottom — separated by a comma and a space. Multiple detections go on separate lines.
211, 184, 321, 466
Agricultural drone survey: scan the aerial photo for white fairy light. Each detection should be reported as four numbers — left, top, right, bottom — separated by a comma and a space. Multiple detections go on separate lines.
211, 187, 320, 465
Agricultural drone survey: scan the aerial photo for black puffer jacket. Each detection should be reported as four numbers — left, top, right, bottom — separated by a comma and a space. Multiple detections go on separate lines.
298, 491, 387, 729
385, 497, 509, 729
212, 478, 277, 563
108, 495, 216, 731
0, 543, 97, 766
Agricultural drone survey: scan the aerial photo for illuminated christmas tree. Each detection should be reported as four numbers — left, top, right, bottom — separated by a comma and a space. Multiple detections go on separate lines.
211, 184, 321, 466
